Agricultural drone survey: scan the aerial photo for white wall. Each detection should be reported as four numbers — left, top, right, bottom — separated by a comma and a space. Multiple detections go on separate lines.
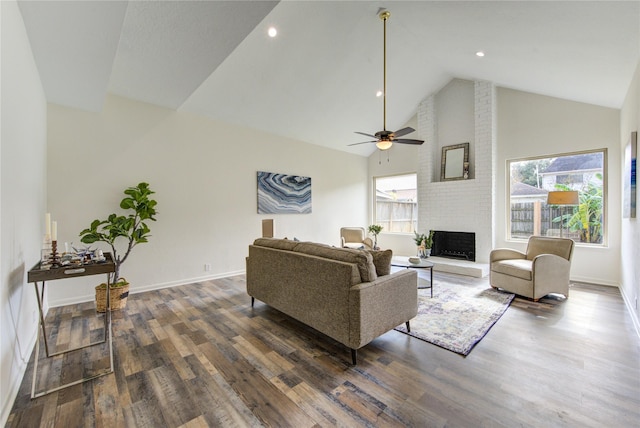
46, 95, 369, 305
497, 88, 621, 286
1, 1, 48, 424
433, 79, 476, 182
620, 61, 640, 331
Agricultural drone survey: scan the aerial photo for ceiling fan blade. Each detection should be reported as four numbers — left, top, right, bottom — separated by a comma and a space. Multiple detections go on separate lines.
393, 127, 415, 138
348, 141, 377, 146
394, 139, 424, 145
355, 131, 377, 138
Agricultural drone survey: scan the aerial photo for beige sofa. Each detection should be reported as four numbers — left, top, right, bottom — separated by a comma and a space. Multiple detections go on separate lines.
246, 238, 418, 364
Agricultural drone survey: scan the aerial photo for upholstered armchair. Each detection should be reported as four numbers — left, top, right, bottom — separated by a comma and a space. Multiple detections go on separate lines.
340, 227, 373, 250
490, 236, 574, 301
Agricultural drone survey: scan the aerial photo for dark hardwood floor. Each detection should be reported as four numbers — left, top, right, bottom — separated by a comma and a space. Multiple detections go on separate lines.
7, 272, 640, 427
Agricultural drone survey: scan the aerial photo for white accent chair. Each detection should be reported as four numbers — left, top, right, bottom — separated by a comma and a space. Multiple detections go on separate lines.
490, 236, 574, 301
340, 227, 373, 250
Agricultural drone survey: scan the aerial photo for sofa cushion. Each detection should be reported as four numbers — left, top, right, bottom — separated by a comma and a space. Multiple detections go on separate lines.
367, 249, 393, 276
491, 259, 533, 281
293, 243, 377, 283
253, 238, 300, 251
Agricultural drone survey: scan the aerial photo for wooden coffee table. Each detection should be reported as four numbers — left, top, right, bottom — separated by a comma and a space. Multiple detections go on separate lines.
391, 257, 434, 297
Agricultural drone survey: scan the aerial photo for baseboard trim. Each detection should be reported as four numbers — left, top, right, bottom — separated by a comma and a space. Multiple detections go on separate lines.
570, 275, 619, 288
48, 270, 246, 308
619, 284, 640, 339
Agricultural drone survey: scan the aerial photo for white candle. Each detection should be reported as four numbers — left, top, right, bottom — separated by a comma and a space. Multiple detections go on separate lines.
51, 221, 57, 241
45, 213, 51, 236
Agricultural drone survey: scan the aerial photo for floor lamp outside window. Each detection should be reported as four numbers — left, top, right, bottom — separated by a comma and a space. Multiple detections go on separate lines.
547, 191, 580, 238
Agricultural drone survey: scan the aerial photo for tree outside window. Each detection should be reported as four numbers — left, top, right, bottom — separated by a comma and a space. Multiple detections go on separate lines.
508, 150, 605, 244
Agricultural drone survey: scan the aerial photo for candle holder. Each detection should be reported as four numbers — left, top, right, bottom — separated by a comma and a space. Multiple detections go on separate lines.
41, 234, 52, 266
50, 240, 60, 267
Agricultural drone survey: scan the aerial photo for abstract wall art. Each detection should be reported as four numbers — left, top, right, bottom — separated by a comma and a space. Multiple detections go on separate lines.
623, 131, 637, 219
257, 171, 312, 214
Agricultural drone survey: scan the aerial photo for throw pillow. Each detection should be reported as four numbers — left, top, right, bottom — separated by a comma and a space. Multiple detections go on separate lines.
254, 238, 299, 251
293, 243, 377, 283
368, 249, 393, 276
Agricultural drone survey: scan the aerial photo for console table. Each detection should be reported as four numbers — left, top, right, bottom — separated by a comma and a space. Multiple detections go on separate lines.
27, 253, 115, 398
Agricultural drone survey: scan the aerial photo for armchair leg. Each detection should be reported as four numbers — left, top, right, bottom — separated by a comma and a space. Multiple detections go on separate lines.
351, 349, 357, 365
251, 297, 254, 307
406, 321, 411, 332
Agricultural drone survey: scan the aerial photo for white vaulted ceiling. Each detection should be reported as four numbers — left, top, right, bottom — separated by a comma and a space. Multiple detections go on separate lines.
17, 1, 640, 156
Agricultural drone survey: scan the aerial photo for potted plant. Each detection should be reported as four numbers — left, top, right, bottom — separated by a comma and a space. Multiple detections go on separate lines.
413, 230, 434, 258
367, 224, 383, 249
79, 182, 158, 311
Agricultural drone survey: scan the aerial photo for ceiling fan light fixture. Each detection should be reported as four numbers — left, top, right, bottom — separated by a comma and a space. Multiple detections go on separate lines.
376, 140, 393, 150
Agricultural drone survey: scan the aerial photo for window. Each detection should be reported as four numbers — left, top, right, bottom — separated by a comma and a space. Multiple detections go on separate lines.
508, 150, 606, 244
374, 173, 417, 233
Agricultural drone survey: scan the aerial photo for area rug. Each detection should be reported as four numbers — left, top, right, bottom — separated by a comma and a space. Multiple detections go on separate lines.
395, 277, 515, 356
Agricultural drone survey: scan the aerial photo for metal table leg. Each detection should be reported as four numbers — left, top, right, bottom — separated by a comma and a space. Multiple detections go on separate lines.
30, 274, 114, 398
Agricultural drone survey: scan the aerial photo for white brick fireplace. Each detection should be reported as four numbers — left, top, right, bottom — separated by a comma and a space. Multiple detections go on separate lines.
417, 79, 496, 264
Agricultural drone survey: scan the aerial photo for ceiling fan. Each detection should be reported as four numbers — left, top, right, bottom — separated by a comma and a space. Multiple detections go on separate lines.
350, 10, 424, 151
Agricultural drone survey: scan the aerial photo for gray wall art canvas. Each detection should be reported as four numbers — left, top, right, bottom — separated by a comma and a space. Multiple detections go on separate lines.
257, 171, 312, 214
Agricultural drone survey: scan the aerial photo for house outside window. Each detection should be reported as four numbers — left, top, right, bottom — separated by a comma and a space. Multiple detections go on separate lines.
374, 173, 417, 233
508, 150, 605, 244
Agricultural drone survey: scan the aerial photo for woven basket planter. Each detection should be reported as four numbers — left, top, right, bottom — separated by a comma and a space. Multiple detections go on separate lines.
95, 279, 129, 312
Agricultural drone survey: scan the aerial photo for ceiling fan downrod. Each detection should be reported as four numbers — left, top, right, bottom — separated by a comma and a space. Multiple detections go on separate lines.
380, 10, 390, 133
348, 9, 424, 151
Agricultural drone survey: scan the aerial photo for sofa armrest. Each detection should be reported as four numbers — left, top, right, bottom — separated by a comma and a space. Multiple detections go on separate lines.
531, 253, 572, 299
363, 237, 374, 249
490, 248, 526, 263
532, 253, 570, 270
532, 254, 571, 279
348, 269, 418, 349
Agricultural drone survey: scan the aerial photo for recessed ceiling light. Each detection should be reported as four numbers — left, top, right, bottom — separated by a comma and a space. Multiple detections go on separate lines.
476, 51, 485, 57
268, 27, 277, 38
376, 90, 383, 97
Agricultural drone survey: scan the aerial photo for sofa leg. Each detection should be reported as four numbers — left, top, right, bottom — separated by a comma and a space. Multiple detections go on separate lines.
351, 349, 357, 365
406, 321, 411, 332
251, 297, 254, 307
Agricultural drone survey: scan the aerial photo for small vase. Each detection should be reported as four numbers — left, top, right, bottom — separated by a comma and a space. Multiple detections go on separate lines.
418, 248, 430, 258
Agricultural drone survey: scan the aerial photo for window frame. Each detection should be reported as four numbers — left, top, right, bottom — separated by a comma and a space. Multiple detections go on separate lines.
373, 172, 418, 235
506, 149, 607, 246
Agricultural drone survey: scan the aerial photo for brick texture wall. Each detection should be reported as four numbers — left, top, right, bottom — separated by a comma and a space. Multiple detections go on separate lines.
417, 80, 496, 263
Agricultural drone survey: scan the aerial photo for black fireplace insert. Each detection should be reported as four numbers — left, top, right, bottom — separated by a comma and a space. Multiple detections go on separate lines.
431, 231, 476, 261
